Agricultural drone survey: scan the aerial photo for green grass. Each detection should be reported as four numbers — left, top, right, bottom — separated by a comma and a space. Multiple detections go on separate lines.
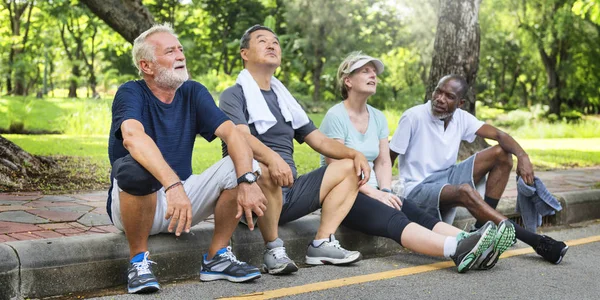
0, 96, 112, 135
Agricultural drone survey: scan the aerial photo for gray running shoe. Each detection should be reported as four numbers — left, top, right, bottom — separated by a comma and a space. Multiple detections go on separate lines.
305, 234, 362, 265
261, 238, 298, 274
200, 246, 261, 282
474, 219, 516, 270
451, 221, 496, 273
127, 251, 160, 294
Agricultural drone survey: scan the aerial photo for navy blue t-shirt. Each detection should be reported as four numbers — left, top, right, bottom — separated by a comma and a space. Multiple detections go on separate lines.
106, 80, 229, 218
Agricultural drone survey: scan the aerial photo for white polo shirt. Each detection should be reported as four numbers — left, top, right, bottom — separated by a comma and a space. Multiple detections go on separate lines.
389, 101, 484, 197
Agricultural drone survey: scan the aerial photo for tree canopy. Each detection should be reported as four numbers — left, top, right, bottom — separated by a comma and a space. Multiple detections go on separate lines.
1, 0, 599, 116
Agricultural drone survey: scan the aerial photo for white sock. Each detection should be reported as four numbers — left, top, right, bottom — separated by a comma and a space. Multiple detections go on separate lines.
443, 236, 458, 258
312, 238, 329, 247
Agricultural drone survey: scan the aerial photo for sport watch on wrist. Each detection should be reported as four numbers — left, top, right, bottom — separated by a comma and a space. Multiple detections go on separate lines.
237, 172, 257, 185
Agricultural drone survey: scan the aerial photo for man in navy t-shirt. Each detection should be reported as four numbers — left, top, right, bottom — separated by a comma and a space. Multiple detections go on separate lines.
108, 24, 267, 294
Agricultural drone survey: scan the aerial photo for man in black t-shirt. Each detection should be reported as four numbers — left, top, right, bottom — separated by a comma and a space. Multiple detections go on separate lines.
220, 25, 371, 274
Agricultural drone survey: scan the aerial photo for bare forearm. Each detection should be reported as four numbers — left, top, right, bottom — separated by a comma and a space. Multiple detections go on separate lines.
374, 160, 392, 190
497, 132, 528, 158
314, 138, 357, 160
225, 132, 255, 177
123, 133, 179, 187
242, 132, 280, 166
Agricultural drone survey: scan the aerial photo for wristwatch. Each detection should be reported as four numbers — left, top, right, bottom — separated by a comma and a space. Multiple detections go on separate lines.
237, 172, 258, 185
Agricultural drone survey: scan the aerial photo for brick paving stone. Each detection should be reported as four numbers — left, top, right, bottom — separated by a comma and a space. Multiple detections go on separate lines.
78, 213, 112, 227
27, 201, 80, 208
38, 223, 74, 230
80, 201, 107, 208
73, 193, 107, 202
88, 227, 109, 233
0, 200, 29, 206
37, 195, 78, 202
46, 205, 93, 213
0, 221, 44, 234
32, 230, 65, 239
27, 209, 84, 222
0, 234, 18, 242
91, 207, 108, 215
8, 232, 43, 241
0, 194, 41, 201
96, 225, 120, 233
55, 228, 87, 234
0, 211, 50, 224
68, 222, 90, 229
0, 205, 32, 212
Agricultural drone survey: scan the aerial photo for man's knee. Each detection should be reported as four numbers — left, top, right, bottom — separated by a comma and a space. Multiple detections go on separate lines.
492, 145, 513, 169
257, 163, 277, 189
113, 155, 162, 196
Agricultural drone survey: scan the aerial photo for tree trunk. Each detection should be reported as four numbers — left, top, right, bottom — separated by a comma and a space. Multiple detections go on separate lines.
311, 25, 325, 103
69, 65, 80, 98
426, 0, 486, 159
81, 0, 155, 44
0, 135, 55, 190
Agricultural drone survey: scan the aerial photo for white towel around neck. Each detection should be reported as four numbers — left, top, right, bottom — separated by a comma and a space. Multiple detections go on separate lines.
236, 69, 310, 134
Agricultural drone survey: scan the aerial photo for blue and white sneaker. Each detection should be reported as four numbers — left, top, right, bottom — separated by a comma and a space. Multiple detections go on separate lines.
127, 251, 160, 294
200, 246, 261, 282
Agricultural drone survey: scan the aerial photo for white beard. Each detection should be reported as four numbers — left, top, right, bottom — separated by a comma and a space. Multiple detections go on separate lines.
155, 64, 189, 90
430, 100, 453, 120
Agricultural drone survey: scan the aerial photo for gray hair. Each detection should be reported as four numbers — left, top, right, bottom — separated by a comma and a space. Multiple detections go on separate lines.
132, 23, 177, 76
437, 74, 469, 99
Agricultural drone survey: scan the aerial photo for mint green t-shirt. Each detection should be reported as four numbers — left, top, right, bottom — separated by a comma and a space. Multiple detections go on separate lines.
319, 102, 389, 188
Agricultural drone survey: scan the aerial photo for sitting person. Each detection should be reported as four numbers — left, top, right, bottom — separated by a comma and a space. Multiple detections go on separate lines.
107, 24, 267, 293
219, 25, 371, 272
319, 51, 509, 273
389, 74, 569, 268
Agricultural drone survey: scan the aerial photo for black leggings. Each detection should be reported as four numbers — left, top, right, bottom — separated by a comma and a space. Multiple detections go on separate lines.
341, 192, 441, 246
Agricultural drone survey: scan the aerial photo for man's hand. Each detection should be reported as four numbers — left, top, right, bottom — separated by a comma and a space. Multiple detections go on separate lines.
267, 155, 294, 187
164, 185, 192, 236
516, 154, 535, 185
235, 182, 268, 231
353, 151, 371, 186
373, 190, 402, 210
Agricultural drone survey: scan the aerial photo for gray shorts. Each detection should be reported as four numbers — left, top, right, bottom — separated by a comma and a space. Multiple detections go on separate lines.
279, 166, 327, 224
407, 154, 479, 224
111, 156, 260, 235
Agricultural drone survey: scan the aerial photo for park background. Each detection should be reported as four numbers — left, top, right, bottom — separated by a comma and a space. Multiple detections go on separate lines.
1, 0, 600, 192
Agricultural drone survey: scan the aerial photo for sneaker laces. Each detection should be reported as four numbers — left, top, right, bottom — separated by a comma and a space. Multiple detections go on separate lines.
270, 246, 289, 260
222, 246, 246, 265
132, 252, 156, 276
328, 239, 351, 254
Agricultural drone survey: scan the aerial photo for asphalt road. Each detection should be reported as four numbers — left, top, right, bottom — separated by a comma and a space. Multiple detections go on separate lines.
83, 220, 600, 300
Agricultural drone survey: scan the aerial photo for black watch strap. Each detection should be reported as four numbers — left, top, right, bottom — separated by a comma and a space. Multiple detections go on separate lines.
237, 172, 257, 185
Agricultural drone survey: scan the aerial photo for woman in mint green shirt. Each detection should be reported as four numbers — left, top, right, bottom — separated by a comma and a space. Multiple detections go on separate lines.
319, 52, 499, 273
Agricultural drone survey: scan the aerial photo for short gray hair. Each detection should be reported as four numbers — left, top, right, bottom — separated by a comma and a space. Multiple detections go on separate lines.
132, 23, 177, 76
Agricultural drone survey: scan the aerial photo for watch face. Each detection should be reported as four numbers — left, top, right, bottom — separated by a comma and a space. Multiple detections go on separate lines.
245, 173, 256, 182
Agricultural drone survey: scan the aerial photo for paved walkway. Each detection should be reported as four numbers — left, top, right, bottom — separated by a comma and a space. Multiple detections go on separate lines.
1, 167, 599, 243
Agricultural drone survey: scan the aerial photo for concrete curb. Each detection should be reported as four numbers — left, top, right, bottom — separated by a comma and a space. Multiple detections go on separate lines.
1, 190, 599, 299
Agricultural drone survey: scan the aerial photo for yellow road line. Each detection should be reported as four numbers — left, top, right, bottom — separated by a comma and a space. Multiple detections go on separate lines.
222, 235, 600, 300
